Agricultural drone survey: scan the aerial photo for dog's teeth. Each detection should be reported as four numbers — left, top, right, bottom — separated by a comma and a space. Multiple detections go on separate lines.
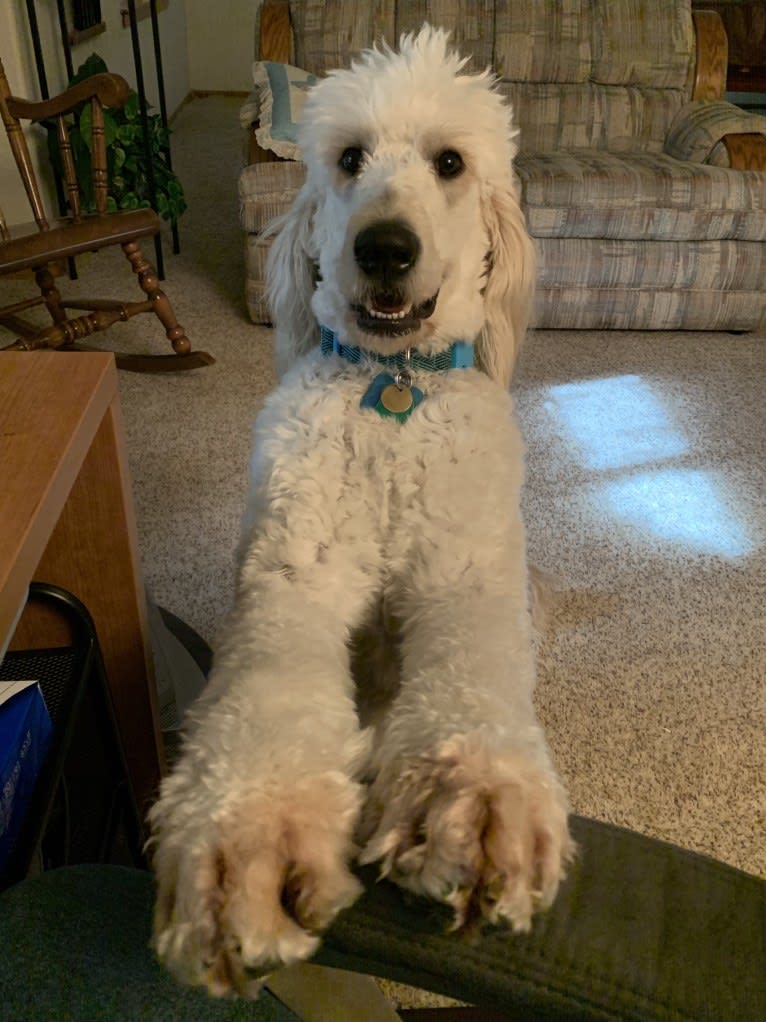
367, 305, 411, 321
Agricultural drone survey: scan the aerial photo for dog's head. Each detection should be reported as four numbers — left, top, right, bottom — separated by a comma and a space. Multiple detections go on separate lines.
266, 26, 535, 387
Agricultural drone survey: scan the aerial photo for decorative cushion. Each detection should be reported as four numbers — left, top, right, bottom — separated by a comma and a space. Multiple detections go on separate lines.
248, 61, 318, 160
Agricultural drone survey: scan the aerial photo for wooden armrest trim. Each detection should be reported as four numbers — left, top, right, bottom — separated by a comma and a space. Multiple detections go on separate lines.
723, 132, 766, 170
259, 0, 291, 63
7, 73, 132, 122
692, 10, 728, 101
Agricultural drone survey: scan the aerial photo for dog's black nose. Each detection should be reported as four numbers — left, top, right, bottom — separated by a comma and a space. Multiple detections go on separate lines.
354, 220, 421, 281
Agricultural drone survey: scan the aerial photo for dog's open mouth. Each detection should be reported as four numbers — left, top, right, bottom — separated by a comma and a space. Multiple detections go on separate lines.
352, 292, 439, 337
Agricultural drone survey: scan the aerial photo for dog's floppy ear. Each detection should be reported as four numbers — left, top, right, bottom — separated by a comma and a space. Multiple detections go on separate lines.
476, 178, 536, 389
265, 183, 319, 379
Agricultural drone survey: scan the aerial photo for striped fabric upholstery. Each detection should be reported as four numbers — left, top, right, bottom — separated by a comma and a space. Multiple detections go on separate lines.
396, 0, 496, 70
501, 82, 688, 155
532, 287, 766, 330
239, 152, 766, 244
291, 0, 395, 75
239, 161, 306, 234
498, 0, 693, 154
589, 0, 695, 90
494, 2, 592, 83
536, 238, 766, 291
291, 0, 695, 153
666, 100, 766, 165
517, 152, 766, 241
240, 0, 766, 332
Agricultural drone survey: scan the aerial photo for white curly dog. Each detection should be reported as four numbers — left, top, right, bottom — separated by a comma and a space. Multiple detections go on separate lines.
150, 26, 573, 997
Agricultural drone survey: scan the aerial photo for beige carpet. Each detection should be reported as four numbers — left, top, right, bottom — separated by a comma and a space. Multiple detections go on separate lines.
3, 95, 765, 1010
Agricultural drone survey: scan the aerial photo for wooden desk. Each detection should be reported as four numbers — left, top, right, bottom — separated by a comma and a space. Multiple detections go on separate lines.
0, 352, 164, 817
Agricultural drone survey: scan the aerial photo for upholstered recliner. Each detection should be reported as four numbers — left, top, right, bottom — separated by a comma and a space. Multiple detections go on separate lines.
239, 0, 766, 333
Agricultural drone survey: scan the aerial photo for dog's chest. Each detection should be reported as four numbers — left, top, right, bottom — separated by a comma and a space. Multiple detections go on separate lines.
255, 360, 523, 553
249, 359, 527, 580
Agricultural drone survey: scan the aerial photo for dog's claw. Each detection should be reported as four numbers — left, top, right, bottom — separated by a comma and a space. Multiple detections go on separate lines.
362, 737, 572, 934
151, 774, 364, 997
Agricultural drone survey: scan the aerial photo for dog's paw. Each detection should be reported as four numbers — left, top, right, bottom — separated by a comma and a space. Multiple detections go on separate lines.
360, 735, 573, 932
150, 772, 363, 997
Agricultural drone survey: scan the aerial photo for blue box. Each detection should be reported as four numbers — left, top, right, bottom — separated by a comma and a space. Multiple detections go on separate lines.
0, 682, 53, 871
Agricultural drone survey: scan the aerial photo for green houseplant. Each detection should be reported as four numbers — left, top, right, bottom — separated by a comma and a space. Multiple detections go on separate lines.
54, 53, 186, 222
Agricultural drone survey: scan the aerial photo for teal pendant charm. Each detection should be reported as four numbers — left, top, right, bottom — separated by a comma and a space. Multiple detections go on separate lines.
361, 372, 424, 422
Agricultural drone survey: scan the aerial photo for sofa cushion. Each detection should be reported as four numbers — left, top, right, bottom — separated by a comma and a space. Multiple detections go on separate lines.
590, 0, 695, 90
396, 0, 495, 71
496, 0, 694, 153
517, 151, 766, 241
291, 0, 396, 76
287, 1, 697, 154
503, 82, 687, 155
493, 1, 592, 83
239, 151, 766, 246
536, 238, 766, 291
532, 285, 766, 331
239, 160, 306, 233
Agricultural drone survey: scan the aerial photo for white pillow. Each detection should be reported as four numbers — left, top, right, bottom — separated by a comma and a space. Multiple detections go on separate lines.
246, 60, 319, 160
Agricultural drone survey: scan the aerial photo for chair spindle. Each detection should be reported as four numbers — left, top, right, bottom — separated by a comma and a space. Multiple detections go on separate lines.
56, 114, 81, 222
0, 57, 49, 231
91, 97, 108, 216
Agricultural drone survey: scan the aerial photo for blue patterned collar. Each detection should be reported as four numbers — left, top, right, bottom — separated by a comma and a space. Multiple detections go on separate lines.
320, 325, 473, 372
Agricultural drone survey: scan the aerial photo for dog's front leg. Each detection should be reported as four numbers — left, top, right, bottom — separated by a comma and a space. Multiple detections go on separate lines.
361, 505, 573, 932
149, 523, 377, 997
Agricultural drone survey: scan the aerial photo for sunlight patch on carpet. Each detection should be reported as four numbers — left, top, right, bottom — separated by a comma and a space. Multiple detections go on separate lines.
546, 375, 687, 471
546, 375, 753, 557
604, 468, 753, 557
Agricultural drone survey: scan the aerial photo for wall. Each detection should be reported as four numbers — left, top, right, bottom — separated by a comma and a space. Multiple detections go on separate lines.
0, 2, 38, 225
1, 0, 191, 227
185, 0, 258, 93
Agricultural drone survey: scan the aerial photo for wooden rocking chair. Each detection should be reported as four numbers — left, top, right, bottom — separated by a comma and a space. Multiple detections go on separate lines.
0, 59, 213, 372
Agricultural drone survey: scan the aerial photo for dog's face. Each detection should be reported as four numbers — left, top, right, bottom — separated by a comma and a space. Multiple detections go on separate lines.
269, 27, 535, 385
302, 28, 520, 357
311, 137, 483, 357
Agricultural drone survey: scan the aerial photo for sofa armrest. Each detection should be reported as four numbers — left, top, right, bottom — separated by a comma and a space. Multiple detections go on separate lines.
692, 9, 728, 100
665, 99, 766, 165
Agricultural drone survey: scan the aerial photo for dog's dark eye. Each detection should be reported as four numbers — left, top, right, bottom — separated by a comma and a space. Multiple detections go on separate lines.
339, 147, 364, 176
435, 150, 464, 179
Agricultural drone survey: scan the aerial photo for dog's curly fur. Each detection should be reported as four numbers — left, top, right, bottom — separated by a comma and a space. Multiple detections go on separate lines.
149, 27, 573, 997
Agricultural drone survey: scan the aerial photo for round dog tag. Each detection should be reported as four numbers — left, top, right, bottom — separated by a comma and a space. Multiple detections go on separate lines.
379, 383, 414, 414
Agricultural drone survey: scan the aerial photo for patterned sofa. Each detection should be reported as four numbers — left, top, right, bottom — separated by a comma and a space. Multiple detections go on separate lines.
239, 0, 766, 332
